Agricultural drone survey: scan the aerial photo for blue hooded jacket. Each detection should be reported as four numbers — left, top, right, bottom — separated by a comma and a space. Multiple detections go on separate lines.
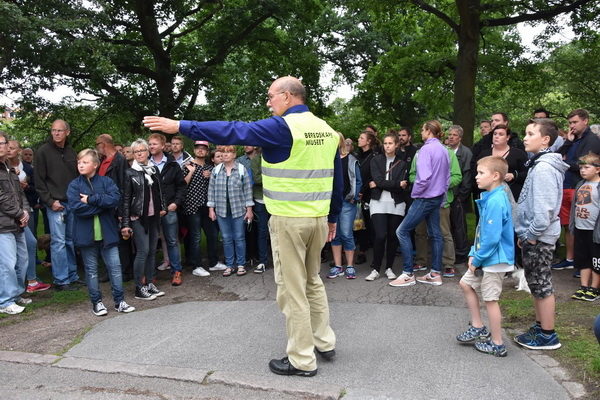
469, 185, 515, 267
67, 174, 121, 248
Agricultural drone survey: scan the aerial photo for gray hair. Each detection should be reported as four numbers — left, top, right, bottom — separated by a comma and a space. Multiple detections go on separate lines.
448, 125, 464, 138
131, 138, 149, 151
590, 124, 600, 136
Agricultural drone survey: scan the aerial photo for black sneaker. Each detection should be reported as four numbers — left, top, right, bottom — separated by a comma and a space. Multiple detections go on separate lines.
582, 288, 600, 302
92, 301, 108, 316
147, 283, 165, 297
135, 286, 157, 300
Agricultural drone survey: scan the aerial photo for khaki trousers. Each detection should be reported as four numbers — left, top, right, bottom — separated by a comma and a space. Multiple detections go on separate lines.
415, 206, 455, 267
269, 215, 336, 371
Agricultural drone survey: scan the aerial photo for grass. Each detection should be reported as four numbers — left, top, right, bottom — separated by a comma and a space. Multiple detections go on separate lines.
55, 325, 93, 356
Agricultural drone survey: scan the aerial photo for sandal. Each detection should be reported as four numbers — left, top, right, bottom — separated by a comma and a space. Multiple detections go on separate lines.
223, 268, 234, 277
237, 266, 247, 276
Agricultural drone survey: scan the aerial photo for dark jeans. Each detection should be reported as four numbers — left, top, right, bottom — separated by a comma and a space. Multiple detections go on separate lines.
450, 198, 470, 262
396, 195, 444, 273
370, 213, 403, 271
254, 202, 271, 265
187, 207, 218, 268
131, 217, 159, 288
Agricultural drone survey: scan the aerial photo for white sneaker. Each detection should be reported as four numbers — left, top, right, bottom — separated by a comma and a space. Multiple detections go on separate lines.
115, 300, 135, 313
192, 266, 210, 277
365, 270, 380, 281
157, 262, 171, 271
254, 263, 266, 273
385, 268, 397, 280
209, 262, 227, 271
0, 303, 25, 314
16, 297, 33, 305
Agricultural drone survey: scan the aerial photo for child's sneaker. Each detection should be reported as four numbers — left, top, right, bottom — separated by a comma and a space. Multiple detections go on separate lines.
345, 266, 356, 279
571, 286, 588, 300
456, 324, 490, 343
474, 339, 507, 357
327, 266, 344, 279
513, 322, 541, 343
551, 259, 574, 270
582, 287, 600, 302
515, 331, 561, 350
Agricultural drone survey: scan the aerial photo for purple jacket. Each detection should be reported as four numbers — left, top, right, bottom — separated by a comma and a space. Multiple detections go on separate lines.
411, 138, 450, 198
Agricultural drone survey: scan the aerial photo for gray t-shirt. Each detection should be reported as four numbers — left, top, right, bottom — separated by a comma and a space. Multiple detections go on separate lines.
575, 180, 600, 230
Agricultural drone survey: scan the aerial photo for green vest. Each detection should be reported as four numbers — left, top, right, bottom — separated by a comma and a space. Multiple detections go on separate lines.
262, 111, 339, 217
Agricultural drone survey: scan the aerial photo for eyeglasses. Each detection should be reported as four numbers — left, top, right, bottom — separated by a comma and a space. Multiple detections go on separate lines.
95, 142, 103, 146
133, 149, 148, 154
51, 129, 66, 133
0, 142, 7, 146
267, 91, 286, 101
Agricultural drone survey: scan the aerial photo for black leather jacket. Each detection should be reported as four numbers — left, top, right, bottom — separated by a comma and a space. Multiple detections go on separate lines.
121, 167, 165, 229
0, 162, 29, 233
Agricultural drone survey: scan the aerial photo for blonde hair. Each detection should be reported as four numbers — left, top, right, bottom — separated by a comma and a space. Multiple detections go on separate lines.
216, 145, 236, 154
477, 156, 508, 180
579, 152, 600, 167
77, 148, 100, 165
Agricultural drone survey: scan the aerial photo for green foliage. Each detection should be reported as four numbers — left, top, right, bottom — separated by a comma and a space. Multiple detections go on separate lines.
1, 0, 334, 127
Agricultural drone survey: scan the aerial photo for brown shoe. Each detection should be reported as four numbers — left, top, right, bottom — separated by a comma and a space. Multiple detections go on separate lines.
171, 271, 182, 286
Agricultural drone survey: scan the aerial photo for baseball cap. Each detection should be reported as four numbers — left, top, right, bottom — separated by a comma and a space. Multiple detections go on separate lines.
194, 140, 209, 147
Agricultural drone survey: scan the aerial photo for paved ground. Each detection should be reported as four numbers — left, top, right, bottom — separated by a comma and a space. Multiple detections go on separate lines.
0, 260, 587, 399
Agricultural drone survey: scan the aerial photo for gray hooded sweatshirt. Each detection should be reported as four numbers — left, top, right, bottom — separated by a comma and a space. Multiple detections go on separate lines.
515, 152, 569, 244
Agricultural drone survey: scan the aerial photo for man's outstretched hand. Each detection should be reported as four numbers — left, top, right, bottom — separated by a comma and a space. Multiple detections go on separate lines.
143, 116, 180, 134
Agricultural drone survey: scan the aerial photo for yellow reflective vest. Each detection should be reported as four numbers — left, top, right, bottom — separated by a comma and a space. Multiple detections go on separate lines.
262, 111, 339, 217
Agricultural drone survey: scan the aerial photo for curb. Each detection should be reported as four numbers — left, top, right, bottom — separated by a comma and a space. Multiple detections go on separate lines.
0, 351, 345, 400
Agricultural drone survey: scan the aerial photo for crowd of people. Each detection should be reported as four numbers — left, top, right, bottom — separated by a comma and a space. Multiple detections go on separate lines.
1, 101, 600, 362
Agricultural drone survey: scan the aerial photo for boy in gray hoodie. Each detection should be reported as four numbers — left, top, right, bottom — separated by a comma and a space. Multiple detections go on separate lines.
514, 118, 569, 350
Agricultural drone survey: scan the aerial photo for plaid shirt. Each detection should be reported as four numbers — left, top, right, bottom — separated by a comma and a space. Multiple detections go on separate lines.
207, 162, 254, 218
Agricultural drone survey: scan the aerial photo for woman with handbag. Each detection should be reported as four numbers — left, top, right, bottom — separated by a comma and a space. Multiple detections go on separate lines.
365, 133, 409, 281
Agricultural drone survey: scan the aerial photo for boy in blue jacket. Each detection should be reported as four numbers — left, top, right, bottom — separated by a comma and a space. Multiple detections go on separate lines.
456, 156, 514, 357
67, 149, 135, 316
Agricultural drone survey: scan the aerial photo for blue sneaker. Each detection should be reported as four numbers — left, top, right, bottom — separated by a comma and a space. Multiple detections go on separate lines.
513, 322, 541, 343
345, 266, 356, 279
474, 339, 507, 357
327, 266, 344, 279
515, 331, 561, 350
457, 325, 490, 343
573, 269, 581, 278
551, 259, 574, 270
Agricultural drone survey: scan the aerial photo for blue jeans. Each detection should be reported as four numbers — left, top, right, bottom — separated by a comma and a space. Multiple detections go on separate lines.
396, 195, 444, 273
187, 207, 218, 267
25, 226, 37, 281
132, 217, 159, 288
80, 243, 124, 305
217, 214, 246, 267
46, 204, 79, 285
0, 231, 27, 307
331, 201, 357, 250
254, 202, 271, 264
161, 211, 183, 272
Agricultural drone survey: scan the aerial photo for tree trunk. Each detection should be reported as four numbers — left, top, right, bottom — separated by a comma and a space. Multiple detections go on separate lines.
452, 0, 480, 147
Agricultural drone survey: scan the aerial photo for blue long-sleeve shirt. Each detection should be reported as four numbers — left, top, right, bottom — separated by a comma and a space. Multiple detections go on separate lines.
178, 105, 343, 222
